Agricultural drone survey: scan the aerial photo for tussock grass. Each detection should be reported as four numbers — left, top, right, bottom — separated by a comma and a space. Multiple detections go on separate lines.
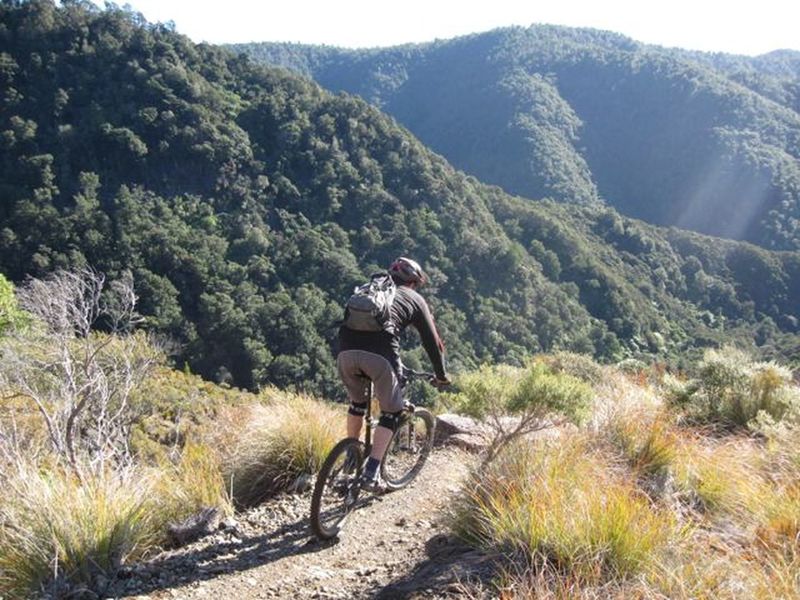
611, 413, 678, 478
221, 392, 342, 507
0, 466, 159, 599
0, 442, 232, 598
452, 355, 800, 598
590, 368, 663, 433
453, 438, 676, 584
672, 435, 771, 519
759, 483, 800, 549
153, 441, 233, 522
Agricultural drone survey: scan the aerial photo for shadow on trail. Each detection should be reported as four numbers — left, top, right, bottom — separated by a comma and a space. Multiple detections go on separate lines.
112, 494, 381, 597
372, 533, 493, 599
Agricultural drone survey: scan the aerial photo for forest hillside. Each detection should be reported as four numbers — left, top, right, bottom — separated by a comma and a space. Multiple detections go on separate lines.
233, 29, 800, 251
1, 2, 798, 396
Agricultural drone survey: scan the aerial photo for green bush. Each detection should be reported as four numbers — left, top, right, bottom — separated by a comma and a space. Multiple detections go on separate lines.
0, 274, 27, 336
538, 351, 606, 385
449, 363, 526, 419
509, 363, 593, 422
672, 346, 799, 428
449, 361, 591, 424
448, 360, 593, 463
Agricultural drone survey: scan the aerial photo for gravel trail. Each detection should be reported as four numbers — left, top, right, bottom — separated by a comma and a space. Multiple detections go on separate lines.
111, 448, 488, 599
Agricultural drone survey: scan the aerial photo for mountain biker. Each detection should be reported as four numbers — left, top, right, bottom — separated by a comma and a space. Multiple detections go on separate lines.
337, 256, 450, 491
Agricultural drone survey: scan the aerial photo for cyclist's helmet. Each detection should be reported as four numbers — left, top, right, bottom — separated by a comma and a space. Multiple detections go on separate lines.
389, 256, 427, 287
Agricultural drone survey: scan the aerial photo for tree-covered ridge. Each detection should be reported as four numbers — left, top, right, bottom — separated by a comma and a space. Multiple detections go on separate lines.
1, 1, 797, 395
681, 49, 800, 115
233, 26, 800, 251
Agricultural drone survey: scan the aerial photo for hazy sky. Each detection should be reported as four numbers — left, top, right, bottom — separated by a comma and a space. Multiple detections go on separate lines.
95, 0, 800, 56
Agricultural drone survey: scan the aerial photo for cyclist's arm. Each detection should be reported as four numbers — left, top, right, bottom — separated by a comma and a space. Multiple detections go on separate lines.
411, 298, 447, 381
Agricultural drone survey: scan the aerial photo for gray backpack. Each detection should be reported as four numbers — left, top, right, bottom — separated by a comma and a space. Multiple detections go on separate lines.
343, 274, 396, 333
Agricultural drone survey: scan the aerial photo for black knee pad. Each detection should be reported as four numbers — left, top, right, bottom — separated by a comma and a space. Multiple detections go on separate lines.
378, 410, 403, 432
348, 400, 368, 417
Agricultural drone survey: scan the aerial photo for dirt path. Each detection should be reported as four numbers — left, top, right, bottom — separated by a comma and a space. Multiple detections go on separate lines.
112, 448, 488, 599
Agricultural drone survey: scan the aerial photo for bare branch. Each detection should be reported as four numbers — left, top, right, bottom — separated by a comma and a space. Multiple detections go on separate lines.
0, 268, 162, 475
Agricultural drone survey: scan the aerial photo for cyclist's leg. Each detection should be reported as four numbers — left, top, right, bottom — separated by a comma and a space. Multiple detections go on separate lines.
337, 351, 371, 439
355, 353, 404, 464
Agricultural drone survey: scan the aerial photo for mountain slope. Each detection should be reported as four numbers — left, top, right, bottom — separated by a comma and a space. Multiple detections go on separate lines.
1, 2, 798, 395
232, 27, 800, 251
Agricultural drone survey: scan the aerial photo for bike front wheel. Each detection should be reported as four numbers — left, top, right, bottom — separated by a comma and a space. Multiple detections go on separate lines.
310, 438, 364, 540
381, 408, 435, 490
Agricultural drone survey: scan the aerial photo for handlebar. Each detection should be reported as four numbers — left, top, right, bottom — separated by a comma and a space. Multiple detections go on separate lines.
401, 367, 450, 388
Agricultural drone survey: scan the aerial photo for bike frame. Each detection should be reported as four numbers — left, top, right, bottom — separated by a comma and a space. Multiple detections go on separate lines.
359, 367, 431, 453
361, 378, 375, 457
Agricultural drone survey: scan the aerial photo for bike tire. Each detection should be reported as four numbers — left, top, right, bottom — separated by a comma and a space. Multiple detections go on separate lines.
381, 408, 435, 490
310, 438, 364, 540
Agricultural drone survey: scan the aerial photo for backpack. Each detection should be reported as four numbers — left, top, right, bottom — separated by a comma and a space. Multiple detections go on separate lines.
343, 273, 396, 333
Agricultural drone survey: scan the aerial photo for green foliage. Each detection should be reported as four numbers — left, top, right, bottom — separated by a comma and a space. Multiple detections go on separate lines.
536, 351, 606, 385
508, 363, 592, 422
0, 1, 797, 396
667, 346, 800, 428
238, 28, 800, 251
0, 274, 27, 335
449, 361, 592, 425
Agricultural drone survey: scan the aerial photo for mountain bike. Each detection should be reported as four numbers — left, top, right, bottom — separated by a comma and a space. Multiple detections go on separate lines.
309, 368, 437, 540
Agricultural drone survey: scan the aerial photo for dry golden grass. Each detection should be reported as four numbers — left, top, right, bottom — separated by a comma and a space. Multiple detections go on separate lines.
453, 358, 800, 599
452, 437, 678, 586
0, 383, 348, 597
218, 391, 344, 507
0, 465, 160, 599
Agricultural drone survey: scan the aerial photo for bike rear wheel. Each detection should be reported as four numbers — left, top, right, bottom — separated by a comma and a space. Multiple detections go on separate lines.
381, 408, 435, 490
310, 438, 364, 540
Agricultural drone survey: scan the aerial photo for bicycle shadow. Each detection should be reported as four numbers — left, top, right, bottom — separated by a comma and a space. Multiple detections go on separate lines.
111, 515, 324, 596
111, 494, 385, 597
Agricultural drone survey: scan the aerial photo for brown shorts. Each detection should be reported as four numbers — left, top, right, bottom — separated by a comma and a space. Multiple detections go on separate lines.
337, 350, 404, 413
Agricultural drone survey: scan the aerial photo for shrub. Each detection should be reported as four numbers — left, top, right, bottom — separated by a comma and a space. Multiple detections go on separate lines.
537, 351, 606, 385
448, 361, 592, 464
447, 363, 526, 420
0, 269, 163, 474
670, 346, 799, 428
0, 273, 28, 336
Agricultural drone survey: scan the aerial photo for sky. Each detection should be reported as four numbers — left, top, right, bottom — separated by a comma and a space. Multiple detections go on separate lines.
93, 0, 800, 56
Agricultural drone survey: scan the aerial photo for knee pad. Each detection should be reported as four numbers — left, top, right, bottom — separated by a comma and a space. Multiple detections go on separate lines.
378, 410, 403, 432
348, 400, 368, 417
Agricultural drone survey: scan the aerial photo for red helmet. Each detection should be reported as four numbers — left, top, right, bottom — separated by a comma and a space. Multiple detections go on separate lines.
389, 257, 427, 286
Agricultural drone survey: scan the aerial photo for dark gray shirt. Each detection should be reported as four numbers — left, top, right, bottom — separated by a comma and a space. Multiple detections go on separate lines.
338, 285, 446, 379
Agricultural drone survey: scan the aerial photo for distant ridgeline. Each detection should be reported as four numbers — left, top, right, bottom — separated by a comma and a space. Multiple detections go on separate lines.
231, 29, 800, 252
1, 2, 798, 395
